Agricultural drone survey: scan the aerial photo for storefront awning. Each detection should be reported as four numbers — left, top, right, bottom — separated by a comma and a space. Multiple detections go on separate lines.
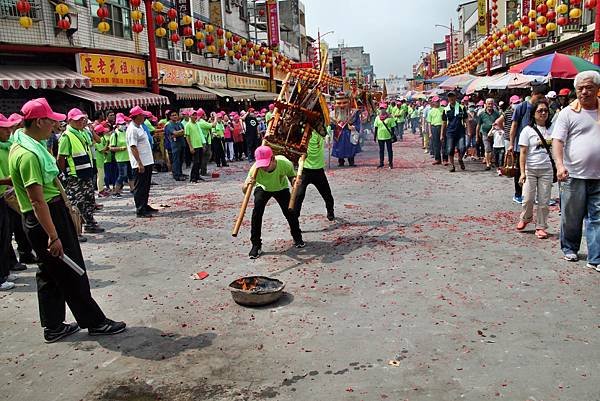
195, 86, 251, 101
60, 88, 169, 110
0, 66, 91, 90
160, 86, 217, 101
244, 90, 277, 101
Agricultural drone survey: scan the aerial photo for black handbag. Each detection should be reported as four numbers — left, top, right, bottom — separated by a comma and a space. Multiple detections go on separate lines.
531, 125, 558, 183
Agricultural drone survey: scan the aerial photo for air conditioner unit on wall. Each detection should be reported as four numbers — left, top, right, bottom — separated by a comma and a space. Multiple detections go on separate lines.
182, 51, 192, 63
168, 48, 183, 62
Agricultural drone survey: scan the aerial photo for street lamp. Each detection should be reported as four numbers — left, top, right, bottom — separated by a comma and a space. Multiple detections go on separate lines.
434, 23, 455, 63
317, 29, 334, 68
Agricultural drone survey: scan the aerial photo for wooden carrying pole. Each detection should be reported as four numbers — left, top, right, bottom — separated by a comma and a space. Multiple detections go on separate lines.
231, 73, 292, 237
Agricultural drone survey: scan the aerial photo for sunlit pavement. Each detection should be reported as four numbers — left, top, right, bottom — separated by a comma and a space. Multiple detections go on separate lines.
1, 132, 599, 401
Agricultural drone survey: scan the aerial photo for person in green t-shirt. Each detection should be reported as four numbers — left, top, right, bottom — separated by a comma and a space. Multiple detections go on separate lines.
212, 113, 228, 167
9, 98, 126, 341
373, 103, 396, 169
109, 114, 134, 198
242, 146, 304, 259
427, 97, 447, 165
196, 109, 215, 177
184, 110, 206, 183
57, 108, 103, 234
292, 130, 335, 220
93, 124, 111, 197
476, 98, 501, 170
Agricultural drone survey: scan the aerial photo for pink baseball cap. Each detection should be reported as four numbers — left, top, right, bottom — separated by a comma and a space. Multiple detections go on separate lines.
247, 107, 255, 113
129, 106, 151, 118
509, 95, 521, 104
260, 108, 267, 113
440, 100, 448, 106
268, 104, 275, 110
8, 113, 23, 125
431, 96, 440, 102
379, 102, 388, 109
477, 100, 485, 106
94, 124, 109, 134
181, 110, 191, 116
0, 113, 22, 128
254, 145, 273, 168
67, 108, 87, 121
115, 113, 129, 125
20, 98, 66, 121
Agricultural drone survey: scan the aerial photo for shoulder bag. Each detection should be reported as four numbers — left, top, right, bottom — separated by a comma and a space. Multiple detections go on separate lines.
380, 119, 397, 143
531, 126, 558, 183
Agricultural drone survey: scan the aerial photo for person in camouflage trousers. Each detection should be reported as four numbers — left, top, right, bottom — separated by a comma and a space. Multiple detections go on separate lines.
57, 109, 105, 235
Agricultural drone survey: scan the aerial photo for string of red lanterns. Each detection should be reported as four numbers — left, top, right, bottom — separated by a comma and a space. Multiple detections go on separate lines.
444, 0, 589, 75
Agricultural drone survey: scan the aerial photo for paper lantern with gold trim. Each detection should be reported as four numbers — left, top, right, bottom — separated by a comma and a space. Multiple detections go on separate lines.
195, 31, 204, 40
19, 15, 32, 28
152, 1, 163, 12
155, 27, 167, 37
569, 8, 582, 18
98, 21, 110, 33
55, 2, 69, 16
131, 10, 142, 21
184, 38, 194, 47
168, 21, 178, 31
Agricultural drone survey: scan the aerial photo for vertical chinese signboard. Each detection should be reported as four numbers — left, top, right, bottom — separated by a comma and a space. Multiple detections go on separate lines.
522, 0, 531, 18
176, 0, 191, 35
445, 35, 452, 64
76, 53, 147, 87
266, 0, 280, 49
478, 0, 487, 35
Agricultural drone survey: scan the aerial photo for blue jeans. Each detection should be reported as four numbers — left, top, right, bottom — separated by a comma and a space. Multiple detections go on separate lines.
171, 140, 185, 178
446, 134, 466, 160
411, 117, 419, 134
116, 161, 132, 186
430, 125, 447, 162
560, 178, 600, 264
397, 122, 404, 139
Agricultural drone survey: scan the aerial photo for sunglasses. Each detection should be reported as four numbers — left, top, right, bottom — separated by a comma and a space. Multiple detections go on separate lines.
536, 109, 549, 114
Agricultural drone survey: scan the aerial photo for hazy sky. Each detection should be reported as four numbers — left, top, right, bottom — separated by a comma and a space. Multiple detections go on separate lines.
302, 0, 460, 78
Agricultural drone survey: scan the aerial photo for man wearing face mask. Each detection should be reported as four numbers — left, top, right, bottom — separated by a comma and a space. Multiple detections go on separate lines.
495, 95, 521, 160
57, 108, 104, 234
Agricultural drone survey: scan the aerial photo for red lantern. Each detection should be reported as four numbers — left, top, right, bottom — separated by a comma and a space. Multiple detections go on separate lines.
57, 18, 70, 30
130, 0, 140, 6
16, 0, 31, 14
226, 41, 233, 49
546, 10, 556, 20
521, 36, 530, 45
132, 22, 143, 33
509, 43, 516, 49
96, 6, 109, 19
248, 57, 255, 64
155, 14, 165, 25
206, 34, 214, 44
259, 9, 265, 16
507, 24, 515, 31
216, 28, 224, 37
241, 47, 247, 55
197, 41, 205, 50
261, 61, 266, 67
170, 33, 180, 43
234, 52, 241, 60
521, 16, 530, 24
233, 34, 240, 42
585, 0, 596, 8
183, 26, 193, 36
536, 4, 548, 13
218, 48, 226, 57
194, 20, 204, 30
247, 41, 254, 49
493, 18, 498, 25
167, 8, 177, 20
570, 0, 582, 4
557, 16, 568, 25
537, 27, 548, 36
528, 21, 537, 30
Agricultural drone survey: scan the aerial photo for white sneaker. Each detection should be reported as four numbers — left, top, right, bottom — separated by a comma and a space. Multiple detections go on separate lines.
7, 274, 17, 282
564, 253, 579, 262
0, 281, 15, 291
586, 263, 599, 271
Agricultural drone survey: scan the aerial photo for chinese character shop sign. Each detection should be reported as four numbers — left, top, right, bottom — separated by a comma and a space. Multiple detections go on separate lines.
77, 53, 147, 88
266, 0, 280, 48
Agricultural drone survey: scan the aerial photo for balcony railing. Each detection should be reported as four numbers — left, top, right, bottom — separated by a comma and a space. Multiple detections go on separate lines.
0, 0, 43, 20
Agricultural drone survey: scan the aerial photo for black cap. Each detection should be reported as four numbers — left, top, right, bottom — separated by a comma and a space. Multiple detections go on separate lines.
447, 91, 457, 97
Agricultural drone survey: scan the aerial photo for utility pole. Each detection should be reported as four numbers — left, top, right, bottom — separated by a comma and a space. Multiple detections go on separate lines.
594, 1, 600, 66
144, 0, 159, 94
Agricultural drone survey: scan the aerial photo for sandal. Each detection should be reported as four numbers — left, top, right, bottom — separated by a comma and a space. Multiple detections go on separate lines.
535, 229, 548, 239
516, 221, 529, 231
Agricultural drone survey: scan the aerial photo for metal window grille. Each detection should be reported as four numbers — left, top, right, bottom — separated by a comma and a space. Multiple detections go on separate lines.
91, 0, 133, 39
0, 0, 43, 19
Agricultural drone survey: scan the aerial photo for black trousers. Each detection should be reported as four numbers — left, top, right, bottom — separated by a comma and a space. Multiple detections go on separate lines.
251, 188, 302, 247
378, 139, 393, 166
234, 142, 244, 160
133, 164, 153, 215
246, 134, 259, 161
0, 199, 11, 282
294, 168, 334, 216
212, 138, 227, 166
338, 157, 355, 166
23, 199, 105, 329
190, 147, 203, 181
8, 207, 33, 266
513, 152, 522, 197
200, 145, 212, 176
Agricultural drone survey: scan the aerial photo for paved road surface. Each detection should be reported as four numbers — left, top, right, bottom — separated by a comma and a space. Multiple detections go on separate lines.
1, 133, 598, 401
